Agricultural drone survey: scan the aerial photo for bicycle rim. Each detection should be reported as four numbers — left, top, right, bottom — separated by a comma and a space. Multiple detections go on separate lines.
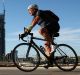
54, 44, 78, 71
13, 43, 40, 72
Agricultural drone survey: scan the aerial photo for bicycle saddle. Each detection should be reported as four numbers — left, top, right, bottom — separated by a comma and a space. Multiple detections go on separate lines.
53, 32, 59, 37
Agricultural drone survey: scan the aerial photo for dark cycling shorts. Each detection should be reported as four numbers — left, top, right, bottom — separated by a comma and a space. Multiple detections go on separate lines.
45, 22, 60, 37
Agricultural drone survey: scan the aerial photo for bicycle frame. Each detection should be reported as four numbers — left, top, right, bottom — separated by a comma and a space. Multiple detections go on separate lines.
20, 33, 68, 61
20, 33, 51, 60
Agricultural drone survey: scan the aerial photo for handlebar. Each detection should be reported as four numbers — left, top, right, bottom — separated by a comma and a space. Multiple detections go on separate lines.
19, 32, 33, 42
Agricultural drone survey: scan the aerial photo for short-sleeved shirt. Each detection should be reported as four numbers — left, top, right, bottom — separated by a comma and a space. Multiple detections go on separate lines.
33, 10, 60, 34
34, 10, 53, 28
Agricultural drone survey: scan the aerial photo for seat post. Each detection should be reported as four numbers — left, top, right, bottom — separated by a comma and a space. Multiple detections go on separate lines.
51, 37, 56, 45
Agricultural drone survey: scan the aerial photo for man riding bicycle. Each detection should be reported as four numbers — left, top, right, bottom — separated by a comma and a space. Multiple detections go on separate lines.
21, 4, 60, 57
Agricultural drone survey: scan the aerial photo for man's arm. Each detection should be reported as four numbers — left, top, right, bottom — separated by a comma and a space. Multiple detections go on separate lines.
25, 16, 40, 32
31, 16, 40, 26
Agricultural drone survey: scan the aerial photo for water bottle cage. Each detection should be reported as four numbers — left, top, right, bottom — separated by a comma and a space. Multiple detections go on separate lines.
40, 46, 45, 53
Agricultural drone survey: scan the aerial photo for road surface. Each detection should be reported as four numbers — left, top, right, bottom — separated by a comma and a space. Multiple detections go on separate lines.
0, 67, 80, 75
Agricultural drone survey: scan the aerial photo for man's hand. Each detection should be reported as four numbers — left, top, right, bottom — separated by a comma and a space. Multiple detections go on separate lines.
25, 25, 33, 33
24, 28, 30, 33
20, 25, 33, 39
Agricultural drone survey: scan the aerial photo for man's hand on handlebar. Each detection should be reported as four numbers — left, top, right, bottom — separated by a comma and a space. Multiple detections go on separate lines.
20, 28, 30, 39
20, 33, 26, 39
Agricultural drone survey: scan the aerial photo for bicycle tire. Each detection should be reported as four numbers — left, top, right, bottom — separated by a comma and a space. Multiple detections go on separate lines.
12, 43, 40, 72
54, 44, 78, 71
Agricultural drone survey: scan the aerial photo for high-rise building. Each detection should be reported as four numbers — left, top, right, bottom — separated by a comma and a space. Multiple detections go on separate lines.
0, 13, 5, 60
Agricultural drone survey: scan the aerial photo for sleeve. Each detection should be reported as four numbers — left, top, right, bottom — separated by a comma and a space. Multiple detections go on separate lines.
35, 10, 41, 16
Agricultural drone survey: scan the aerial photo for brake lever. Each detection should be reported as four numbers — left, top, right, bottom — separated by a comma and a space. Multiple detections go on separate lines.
24, 27, 26, 32
19, 34, 21, 40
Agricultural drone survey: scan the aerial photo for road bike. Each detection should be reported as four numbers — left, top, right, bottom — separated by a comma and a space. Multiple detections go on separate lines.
12, 30, 78, 72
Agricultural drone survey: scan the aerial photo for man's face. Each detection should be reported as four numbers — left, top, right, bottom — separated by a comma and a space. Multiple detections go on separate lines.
28, 8, 36, 16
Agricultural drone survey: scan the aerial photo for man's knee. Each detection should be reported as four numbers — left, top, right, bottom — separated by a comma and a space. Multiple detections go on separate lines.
38, 28, 47, 35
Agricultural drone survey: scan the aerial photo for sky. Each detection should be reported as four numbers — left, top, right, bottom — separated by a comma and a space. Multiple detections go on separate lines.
0, 0, 80, 55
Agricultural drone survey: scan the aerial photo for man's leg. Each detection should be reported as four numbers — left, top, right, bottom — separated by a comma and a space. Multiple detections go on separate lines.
39, 28, 52, 57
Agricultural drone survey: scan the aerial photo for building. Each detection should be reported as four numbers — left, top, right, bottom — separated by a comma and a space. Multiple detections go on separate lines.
6, 50, 18, 62
0, 13, 5, 60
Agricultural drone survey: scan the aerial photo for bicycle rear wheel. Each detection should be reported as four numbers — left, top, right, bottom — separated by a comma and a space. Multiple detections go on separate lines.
13, 43, 40, 72
54, 44, 78, 71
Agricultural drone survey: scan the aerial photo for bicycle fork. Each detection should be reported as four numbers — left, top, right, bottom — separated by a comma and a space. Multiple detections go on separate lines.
26, 44, 31, 58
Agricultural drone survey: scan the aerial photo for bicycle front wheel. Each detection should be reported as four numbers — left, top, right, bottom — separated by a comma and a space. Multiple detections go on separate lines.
13, 43, 40, 72
54, 44, 78, 71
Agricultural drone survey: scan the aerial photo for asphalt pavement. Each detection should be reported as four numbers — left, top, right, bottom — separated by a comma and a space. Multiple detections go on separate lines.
0, 67, 80, 75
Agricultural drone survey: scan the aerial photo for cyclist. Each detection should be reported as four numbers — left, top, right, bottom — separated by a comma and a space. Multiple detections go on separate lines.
21, 4, 60, 57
